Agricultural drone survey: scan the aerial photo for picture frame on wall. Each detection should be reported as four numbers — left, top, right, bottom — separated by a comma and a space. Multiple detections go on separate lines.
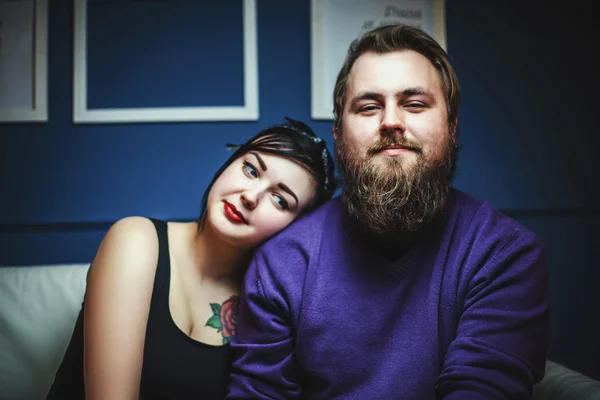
0, 0, 48, 123
310, 0, 446, 120
72, 0, 258, 124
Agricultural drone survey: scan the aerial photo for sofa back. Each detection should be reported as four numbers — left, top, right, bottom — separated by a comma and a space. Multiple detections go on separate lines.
0, 264, 90, 400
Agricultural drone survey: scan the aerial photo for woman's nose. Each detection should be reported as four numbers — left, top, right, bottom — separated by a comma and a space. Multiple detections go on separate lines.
240, 190, 258, 210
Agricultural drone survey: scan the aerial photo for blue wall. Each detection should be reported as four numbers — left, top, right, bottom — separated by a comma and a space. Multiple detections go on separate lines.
1, 0, 598, 380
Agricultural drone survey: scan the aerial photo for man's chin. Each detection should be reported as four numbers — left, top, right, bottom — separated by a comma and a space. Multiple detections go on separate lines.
369, 153, 415, 171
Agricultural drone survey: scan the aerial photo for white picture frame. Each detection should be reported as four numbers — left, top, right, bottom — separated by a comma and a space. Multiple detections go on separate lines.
72, 0, 259, 124
310, 0, 446, 120
0, 0, 48, 123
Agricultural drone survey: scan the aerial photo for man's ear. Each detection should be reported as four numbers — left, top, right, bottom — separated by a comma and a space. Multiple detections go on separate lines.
333, 125, 339, 140
450, 117, 458, 137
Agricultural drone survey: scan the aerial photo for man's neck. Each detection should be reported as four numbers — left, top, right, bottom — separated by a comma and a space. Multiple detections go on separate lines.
363, 229, 420, 261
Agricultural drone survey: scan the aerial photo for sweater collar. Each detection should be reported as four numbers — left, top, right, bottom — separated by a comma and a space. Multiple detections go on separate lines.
339, 191, 456, 280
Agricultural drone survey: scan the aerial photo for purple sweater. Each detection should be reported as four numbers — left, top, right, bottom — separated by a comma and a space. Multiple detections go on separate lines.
227, 190, 549, 399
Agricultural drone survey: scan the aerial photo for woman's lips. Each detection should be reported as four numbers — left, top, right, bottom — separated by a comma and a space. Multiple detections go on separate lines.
223, 201, 248, 224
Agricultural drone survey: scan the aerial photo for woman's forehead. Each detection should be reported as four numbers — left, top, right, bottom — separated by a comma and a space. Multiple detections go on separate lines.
242, 151, 307, 177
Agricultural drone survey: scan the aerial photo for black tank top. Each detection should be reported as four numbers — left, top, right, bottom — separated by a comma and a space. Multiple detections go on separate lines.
47, 218, 231, 399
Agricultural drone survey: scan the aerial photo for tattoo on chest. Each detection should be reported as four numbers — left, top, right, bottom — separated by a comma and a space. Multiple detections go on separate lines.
205, 295, 239, 344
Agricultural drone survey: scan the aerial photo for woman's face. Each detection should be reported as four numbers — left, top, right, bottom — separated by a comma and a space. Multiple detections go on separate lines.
206, 151, 318, 248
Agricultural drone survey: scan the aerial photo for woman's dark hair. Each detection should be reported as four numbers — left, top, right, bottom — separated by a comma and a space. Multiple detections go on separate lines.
197, 117, 336, 231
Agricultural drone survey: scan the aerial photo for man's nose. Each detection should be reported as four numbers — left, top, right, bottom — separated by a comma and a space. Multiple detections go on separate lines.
380, 107, 406, 135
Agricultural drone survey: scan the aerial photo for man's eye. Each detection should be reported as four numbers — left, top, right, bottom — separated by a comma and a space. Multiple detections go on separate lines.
273, 194, 289, 211
360, 105, 379, 112
405, 103, 425, 109
243, 161, 258, 178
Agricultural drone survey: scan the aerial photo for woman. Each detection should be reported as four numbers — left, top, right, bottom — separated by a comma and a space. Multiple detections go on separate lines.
47, 118, 336, 400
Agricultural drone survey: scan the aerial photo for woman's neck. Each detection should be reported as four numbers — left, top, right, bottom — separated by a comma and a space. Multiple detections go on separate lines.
191, 221, 249, 284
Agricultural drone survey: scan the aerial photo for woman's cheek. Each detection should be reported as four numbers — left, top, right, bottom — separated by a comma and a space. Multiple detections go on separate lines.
261, 215, 292, 238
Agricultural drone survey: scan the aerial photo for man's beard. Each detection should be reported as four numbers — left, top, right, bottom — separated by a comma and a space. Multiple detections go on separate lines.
336, 133, 457, 243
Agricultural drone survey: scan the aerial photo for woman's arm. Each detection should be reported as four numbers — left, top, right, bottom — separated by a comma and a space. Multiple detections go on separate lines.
83, 217, 159, 400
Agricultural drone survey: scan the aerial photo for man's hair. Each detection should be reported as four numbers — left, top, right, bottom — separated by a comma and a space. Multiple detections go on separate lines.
197, 117, 337, 232
333, 24, 460, 134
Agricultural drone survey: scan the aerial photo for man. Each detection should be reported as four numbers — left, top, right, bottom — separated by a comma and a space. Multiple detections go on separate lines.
227, 25, 549, 399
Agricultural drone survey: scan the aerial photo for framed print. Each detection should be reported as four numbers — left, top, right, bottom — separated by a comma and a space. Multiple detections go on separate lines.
73, 0, 258, 123
310, 0, 446, 120
0, 0, 48, 123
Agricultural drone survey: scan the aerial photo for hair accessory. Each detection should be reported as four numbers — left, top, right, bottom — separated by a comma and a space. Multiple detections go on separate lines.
283, 116, 332, 195
284, 117, 323, 144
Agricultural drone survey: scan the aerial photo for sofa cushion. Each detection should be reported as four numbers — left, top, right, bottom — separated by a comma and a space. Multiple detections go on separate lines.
534, 360, 600, 400
0, 264, 90, 400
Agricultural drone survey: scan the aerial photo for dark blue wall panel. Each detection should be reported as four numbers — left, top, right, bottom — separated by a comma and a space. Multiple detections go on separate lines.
87, 0, 244, 108
516, 216, 600, 379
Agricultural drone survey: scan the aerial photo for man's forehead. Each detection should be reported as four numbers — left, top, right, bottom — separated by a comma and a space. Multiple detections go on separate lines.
347, 50, 441, 94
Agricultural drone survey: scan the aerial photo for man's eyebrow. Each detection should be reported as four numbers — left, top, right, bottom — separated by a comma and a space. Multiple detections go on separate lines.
278, 183, 298, 206
350, 87, 435, 105
396, 87, 435, 100
350, 91, 384, 105
250, 152, 267, 171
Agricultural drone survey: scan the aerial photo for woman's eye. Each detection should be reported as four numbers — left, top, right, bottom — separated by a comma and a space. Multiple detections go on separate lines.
273, 194, 289, 211
243, 161, 258, 178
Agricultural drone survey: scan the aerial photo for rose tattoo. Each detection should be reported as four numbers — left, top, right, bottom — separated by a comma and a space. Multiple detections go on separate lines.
205, 295, 239, 344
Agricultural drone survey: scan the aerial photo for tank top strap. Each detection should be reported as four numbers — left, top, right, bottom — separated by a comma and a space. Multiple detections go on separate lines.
148, 217, 171, 297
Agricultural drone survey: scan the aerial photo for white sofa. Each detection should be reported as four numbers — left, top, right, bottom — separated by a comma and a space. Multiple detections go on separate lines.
0, 265, 88, 400
1, 264, 599, 400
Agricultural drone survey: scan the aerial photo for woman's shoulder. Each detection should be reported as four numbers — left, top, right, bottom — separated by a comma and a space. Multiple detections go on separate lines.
111, 215, 158, 230
103, 216, 160, 256
87, 216, 160, 282
107, 216, 159, 241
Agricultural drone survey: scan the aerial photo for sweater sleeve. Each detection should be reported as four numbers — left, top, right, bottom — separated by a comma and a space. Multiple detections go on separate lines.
435, 228, 550, 399
226, 244, 303, 399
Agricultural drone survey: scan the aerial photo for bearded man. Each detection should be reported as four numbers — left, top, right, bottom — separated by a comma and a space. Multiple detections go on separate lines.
227, 25, 549, 400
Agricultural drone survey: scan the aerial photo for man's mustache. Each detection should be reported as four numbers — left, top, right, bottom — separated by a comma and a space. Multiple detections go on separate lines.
367, 136, 422, 156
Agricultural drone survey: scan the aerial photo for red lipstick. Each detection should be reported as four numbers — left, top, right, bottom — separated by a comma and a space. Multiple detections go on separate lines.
223, 201, 248, 224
